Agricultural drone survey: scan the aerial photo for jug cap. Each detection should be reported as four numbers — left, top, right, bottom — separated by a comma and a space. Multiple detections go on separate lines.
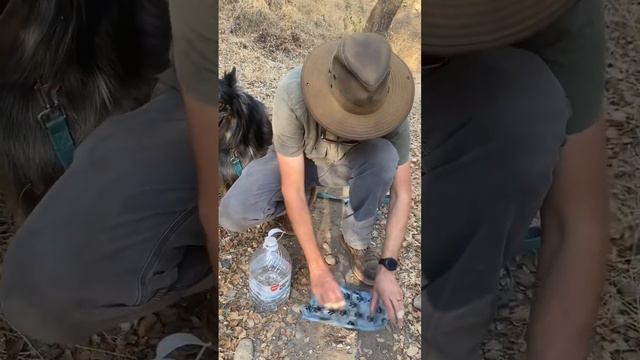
263, 228, 285, 251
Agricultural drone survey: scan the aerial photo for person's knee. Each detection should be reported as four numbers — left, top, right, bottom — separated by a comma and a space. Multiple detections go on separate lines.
219, 193, 250, 232
353, 138, 399, 183
477, 47, 569, 192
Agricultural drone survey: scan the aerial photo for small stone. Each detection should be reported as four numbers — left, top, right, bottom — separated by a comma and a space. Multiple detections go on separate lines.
376, 337, 384, 343
291, 288, 300, 299
137, 314, 157, 338
292, 304, 304, 313
235, 327, 247, 339
119, 321, 133, 332
63, 350, 74, 360
234, 338, 254, 360
225, 289, 237, 300
319, 229, 331, 240
222, 258, 233, 269
191, 316, 201, 327
148, 321, 163, 338
325, 255, 337, 266
125, 334, 138, 344
413, 294, 421, 311
159, 308, 179, 324
514, 269, 535, 287
485, 340, 501, 351
407, 345, 419, 357
322, 242, 331, 253
623, 352, 640, 360
246, 318, 255, 328
75, 350, 92, 360
620, 281, 640, 299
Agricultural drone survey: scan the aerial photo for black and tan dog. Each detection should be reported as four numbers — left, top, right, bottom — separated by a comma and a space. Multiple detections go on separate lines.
0, 0, 272, 222
0, 0, 172, 220
218, 67, 272, 191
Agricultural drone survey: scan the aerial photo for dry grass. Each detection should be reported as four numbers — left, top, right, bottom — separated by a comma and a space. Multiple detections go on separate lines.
219, 0, 421, 72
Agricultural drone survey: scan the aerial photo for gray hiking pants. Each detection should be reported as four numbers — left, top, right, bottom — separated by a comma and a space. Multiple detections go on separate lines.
0, 88, 213, 344
422, 47, 570, 359
219, 139, 399, 249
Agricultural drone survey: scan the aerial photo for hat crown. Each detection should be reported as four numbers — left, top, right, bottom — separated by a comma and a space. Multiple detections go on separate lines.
330, 33, 391, 115
337, 33, 391, 91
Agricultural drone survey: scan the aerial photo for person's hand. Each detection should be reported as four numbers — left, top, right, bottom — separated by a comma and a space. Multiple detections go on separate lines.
371, 266, 404, 328
309, 267, 345, 310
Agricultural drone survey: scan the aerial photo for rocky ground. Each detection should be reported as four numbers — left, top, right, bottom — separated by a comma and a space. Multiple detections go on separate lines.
216, 74, 422, 360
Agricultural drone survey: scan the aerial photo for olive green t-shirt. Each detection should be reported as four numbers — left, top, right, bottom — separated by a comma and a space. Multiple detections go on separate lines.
425, 0, 605, 135
516, 0, 605, 135
161, 0, 217, 106
272, 66, 411, 165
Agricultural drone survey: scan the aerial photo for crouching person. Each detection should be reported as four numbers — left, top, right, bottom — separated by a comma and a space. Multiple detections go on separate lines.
220, 33, 415, 325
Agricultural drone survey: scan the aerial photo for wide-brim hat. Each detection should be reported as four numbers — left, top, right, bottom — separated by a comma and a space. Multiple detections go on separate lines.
423, 0, 577, 55
301, 33, 415, 141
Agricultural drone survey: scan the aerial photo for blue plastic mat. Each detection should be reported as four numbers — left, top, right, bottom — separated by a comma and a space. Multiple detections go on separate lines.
301, 287, 388, 332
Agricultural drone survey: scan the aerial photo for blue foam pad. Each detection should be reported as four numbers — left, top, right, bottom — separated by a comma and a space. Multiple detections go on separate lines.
301, 287, 388, 332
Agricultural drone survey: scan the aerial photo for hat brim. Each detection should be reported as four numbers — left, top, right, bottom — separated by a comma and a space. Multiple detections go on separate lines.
423, 0, 576, 55
301, 40, 415, 141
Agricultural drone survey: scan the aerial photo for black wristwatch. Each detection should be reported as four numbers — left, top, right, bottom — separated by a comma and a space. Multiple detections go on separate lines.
378, 257, 398, 271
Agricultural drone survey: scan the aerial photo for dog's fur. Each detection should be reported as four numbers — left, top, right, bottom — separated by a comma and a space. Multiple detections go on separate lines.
218, 68, 272, 190
0, 0, 172, 218
0, 1, 272, 221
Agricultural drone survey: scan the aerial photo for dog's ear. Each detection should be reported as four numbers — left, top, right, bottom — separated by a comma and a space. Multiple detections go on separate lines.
229, 67, 237, 85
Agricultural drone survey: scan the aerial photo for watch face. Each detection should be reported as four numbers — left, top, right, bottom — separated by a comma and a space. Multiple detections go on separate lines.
382, 258, 398, 271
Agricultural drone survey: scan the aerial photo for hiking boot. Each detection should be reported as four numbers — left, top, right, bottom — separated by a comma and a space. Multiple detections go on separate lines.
338, 235, 379, 286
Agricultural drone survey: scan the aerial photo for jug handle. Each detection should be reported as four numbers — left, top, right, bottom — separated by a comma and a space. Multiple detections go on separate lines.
268, 228, 285, 239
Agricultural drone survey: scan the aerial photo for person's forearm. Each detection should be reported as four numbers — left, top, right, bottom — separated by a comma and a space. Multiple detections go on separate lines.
527, 121, 610, 360
527, 214, 608, 359
382, 186, 412, 259
183, 96, 218, 269
282, 187, 326, 272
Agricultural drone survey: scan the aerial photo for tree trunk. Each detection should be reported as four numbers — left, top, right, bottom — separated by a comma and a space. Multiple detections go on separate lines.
363, 0, 403, 35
